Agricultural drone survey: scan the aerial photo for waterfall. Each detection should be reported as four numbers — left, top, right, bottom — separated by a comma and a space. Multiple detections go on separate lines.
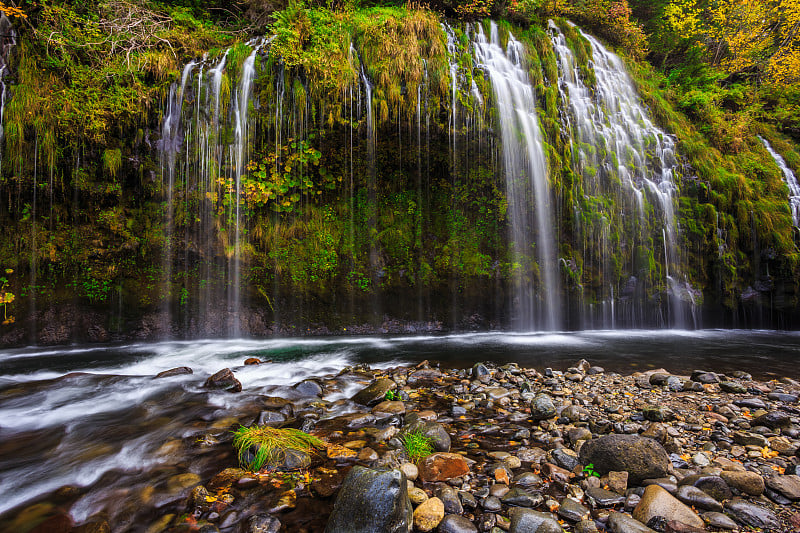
0, 14, 16, 172
759, 136, 800, 228
473, 22, 560, 331
550, 21, 692, 328
158, 41, 264, 335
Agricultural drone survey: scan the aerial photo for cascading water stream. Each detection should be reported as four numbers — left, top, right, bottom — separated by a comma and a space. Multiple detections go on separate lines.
550, 21, 693, 328
158, 41, 265, 335
759, 136, 800, 228
473, 22, 560, 331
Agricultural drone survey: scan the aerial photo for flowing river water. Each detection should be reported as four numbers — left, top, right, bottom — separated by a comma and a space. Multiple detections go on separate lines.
1, 330, 800, 527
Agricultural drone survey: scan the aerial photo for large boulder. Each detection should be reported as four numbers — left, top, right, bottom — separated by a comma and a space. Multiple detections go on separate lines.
325, 467, 412, 533
578, 435, 670, 484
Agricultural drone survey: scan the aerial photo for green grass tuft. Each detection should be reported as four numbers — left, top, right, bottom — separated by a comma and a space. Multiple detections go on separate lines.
232, 425, 326, 471
400, 430, 434, 463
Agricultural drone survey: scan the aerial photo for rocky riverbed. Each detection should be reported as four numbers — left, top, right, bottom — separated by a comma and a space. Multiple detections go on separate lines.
6, 358, 800, 532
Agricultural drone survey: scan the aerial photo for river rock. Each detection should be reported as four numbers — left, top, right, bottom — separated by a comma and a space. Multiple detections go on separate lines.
606, 512, 656, 533
436, 514, 478, 533
402, 420, 451, 452
700, 511, 738, 530
413, 497, 444, 532
419, 453, 470, 482
324, 466, 411, 533
501, 487, 543, 507
765, 474, 800, 500
472, 363, 491, 382
508, 508, 564, 533
691, 371, 719, 384
675, 485, 723, 512
352, 379, 397, 406
557, 497, 590, 522
244, 515, 281, 533
753, 411, 791, 428
155, 367, 193, 378
723, 497, 781, 529
733, 431, 768, 447
204, 368, 242, 392
719, 470, 764, 495
678, 474, 732, 501
719, 381, 747, 393
633, 485, 704, 528
531, 394, 557, 420
293, 379, 323, 397
435, 485, 463, 515
578, 435, 671, 483
585, 487, 626, 506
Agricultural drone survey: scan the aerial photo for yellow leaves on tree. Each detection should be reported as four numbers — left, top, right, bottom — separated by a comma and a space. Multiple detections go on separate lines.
767, 0, 800, 84
708, 0, 800, 86
710, 0, 771, 73
0, 2, 26, 19
663, 0, 703, 41
662, 0, 800, 86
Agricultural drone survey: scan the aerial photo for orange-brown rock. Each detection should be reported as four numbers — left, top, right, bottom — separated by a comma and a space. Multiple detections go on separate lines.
419, 452, 469, 482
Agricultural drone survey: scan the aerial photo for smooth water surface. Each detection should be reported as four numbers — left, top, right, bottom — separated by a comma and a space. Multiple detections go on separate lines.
1, 330, 799, 520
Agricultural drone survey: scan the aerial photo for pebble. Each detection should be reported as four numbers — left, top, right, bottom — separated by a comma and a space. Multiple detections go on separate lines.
64, 360, 800, 533
413, 497, 444, 532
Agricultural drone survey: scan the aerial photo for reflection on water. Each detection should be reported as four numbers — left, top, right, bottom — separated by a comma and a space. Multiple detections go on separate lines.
0, 330, 799, 520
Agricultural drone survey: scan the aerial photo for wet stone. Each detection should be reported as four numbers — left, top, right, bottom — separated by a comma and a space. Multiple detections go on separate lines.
691, 371, 719, 384
352, 379, 396, 406
578, 434, 671, 483
633, 485, 704, 529
733, 398, 767, 410
723, 498, 781, 530
531, 394, 557, 420
155, 367, 193, 378
204, 369, 242, 392
256, 410, 286, 427
413, 497, 444, 532
768, 392, 798, 403
718, 470, 764, 496
719, 381, 747, 393
733, 431, 769, 447
419, 453, 469, 483
460, 491, 477, 509
700, 511, 738, 530
436, 485, 464, 515
765, 474, 800, 500
675, 485, 723, 512
437, 514, 479, 533
244, 514, 281, 533
585, 487, 626, 506
678, 475, 731, 501
482, 495, 502, 512
557, 497, 590, 522
607, 512, 656, 533
753, 411, 791, 429
508, 508, 563, 533
551, 448, 579, 471
293, 379, 323, 397
324, 466, 411, 533
513, 472, 543, 489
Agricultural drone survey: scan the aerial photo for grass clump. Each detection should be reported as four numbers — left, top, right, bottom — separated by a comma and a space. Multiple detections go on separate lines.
400, 430, 434, 463
232, 425, 325, 472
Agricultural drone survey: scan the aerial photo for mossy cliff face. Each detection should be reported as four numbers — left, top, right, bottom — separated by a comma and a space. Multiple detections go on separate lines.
0, 2, 798, 343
